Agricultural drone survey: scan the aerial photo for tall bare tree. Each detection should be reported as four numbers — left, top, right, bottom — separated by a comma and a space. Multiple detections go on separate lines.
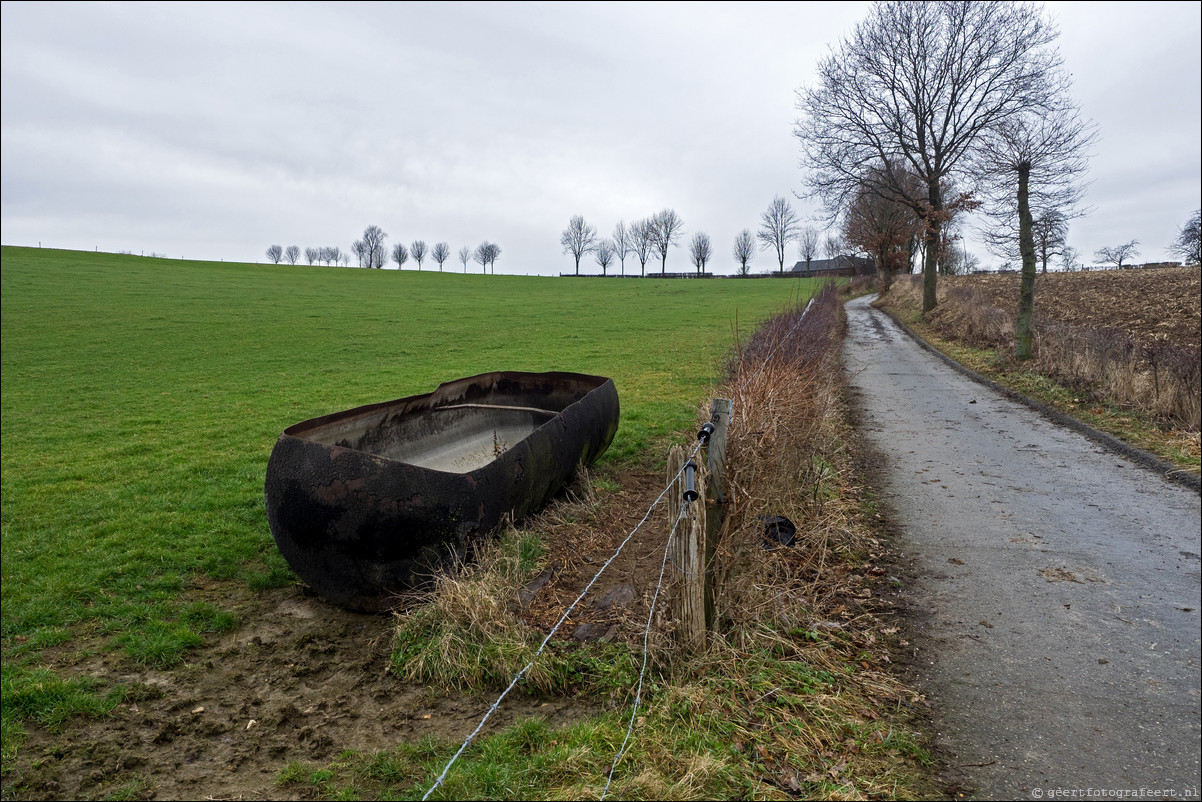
824, 234, 842, 262
1031, 211, 1069, 274
320, 246, 341, 266
284, 245, 300, 265
757, 196, 800, 274
1171, 210, 1201, 264
458, 246, 471, 272
265, 244, 283, 264
1060, 246, 1082, 272
595, 238, 615, 276
560, 215, 597, 275
978, 95, 1095, 357
431, 242, 451, 271
484, 242, 501, 273
1094, 241, 1140, 269
631, 217, 655, 276
409, 240, 427, 270
362, 225, 388, 269
798, 227, 821, 275
304, 247, 319, 266
689, 232, 712, 274
732, 229, 756, 275
473, 242, 489, 273
612, 221, 632, 276
796, 1, 1064, 312
392, 242, 409, 270
650, 208, 685, 274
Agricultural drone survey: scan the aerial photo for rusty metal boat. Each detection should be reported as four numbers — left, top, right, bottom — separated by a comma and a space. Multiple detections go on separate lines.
264, 371, 619, 611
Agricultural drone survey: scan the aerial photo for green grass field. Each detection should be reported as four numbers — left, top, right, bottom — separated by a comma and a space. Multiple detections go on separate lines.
1, 246, 818, 758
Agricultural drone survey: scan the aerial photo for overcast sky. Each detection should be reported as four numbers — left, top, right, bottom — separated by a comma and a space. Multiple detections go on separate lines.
2, 1, 1199, 275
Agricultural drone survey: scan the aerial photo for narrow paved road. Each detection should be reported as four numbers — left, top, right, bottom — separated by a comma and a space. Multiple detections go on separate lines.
843, 296, 1201, 800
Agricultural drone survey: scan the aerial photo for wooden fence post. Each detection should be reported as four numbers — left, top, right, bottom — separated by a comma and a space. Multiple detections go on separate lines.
706, 399, 731, 502
703, 399, 731, 630
668, 445, 706, 652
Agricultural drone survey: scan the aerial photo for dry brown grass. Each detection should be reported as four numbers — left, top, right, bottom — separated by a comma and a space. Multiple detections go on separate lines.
649, 283, 933, 798
881, 273, 1202, 431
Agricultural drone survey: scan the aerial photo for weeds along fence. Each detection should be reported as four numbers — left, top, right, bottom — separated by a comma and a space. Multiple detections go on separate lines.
884, 275, 1201, 431
419, 283, 849, 799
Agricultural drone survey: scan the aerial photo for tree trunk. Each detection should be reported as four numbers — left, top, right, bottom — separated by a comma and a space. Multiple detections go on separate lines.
1016, 164, 1037, 359
923, 182, 943, 313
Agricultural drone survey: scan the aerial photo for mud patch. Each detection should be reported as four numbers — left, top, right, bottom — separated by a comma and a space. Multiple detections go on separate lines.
7, 582, 595, 801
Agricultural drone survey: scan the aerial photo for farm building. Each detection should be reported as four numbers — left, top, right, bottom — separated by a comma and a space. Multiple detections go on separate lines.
790, 255, 875, 277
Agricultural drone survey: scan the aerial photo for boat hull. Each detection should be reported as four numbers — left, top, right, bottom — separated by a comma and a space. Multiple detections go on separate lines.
264, 371, 619, 611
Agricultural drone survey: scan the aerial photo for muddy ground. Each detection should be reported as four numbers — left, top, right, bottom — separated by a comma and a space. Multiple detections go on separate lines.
4, 468, 678, 801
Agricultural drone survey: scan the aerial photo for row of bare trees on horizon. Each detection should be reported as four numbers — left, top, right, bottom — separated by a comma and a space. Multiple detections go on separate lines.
558, 200, 851, 278
265, 226, 501, 273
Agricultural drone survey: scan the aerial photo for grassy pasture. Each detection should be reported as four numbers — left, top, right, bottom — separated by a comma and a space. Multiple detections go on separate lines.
0, 246, 816, 758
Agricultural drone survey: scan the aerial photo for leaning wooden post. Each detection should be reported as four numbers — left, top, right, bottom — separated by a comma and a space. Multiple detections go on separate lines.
668, 445, 706, 653
706, 399, 732, 502
703, 399, 731, 630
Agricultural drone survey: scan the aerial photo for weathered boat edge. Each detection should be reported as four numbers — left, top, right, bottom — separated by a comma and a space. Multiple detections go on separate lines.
264, 371, 619, 612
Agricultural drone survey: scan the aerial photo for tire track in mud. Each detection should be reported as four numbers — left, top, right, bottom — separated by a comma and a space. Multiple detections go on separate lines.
843, 295, 1201, 800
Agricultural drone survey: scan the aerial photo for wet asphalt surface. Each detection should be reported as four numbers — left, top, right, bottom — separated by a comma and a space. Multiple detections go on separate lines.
843, 296, 1201, 800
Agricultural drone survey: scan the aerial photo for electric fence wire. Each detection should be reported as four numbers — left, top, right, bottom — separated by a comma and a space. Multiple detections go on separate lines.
420, 440, 703, 800
600, 495, 689, 800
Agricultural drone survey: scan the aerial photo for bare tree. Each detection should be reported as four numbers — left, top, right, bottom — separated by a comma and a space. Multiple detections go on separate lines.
1170, 210, 1201, 264
473, 242, 489, 273
757, 196, 800, 274
732, 229, 756, 275
796, 1, 1064, 312
650, 208, 685, 274
612, 221, 632, 276
631, 217, 655, 276
304, 247, 319, 265
266, 244, 283, 264
824, 234, 843, 262
560, 215, 597, 275
798, 227, 821, 275
392, 242, 409, 270
1095, 240, 1140, 269
410, 240, 427, 270
689, 232, 712, 274
594, 238, 616, 276
484, 242, 501, 273
432, 241, 451, 271
1031, 211, 1069, 274
978, 95, 1095, 357
1061, 246, 1082, 272
362, 225, 388, 269
284, 245, 300, 265
458, 246, 471, 273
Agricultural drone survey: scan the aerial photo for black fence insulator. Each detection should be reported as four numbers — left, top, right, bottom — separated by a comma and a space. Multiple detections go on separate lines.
698, 422, 715, 445
683, 460, 699, 502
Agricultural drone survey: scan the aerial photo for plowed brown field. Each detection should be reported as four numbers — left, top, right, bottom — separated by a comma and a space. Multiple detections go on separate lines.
942, 266, 1201, 347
